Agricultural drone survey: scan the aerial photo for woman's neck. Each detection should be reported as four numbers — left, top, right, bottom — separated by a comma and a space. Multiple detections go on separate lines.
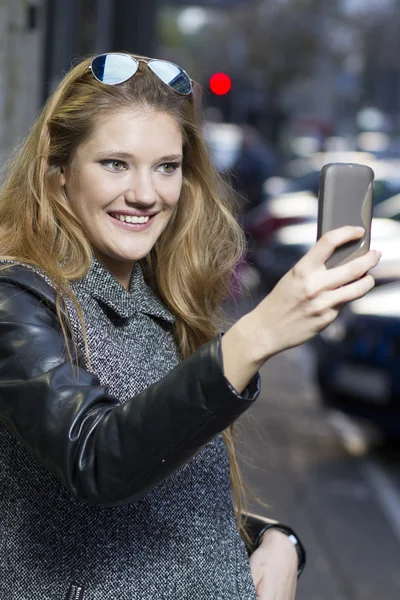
92, 250, 134, 291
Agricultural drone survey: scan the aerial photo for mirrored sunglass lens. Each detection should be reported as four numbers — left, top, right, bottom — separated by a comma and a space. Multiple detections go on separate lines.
149, 60, 191, 95
91, 54, 137, 85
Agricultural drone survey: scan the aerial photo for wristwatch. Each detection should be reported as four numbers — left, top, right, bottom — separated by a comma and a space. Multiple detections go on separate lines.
255, 523, 306, 579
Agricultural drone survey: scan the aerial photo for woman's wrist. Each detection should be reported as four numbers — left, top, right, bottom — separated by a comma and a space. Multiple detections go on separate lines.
244, 306, 281, 363
256, 524, 306, 579
220, 313, 265, 395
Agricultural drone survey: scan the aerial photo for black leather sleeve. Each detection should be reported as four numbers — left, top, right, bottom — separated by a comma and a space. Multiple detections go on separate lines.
0, 279, 260, 507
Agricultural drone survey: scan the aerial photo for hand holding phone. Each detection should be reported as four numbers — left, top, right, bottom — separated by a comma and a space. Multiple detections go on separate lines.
317, 163, 374, 269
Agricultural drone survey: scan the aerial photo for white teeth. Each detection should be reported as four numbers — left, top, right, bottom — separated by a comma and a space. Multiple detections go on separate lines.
113, 214, 150, 224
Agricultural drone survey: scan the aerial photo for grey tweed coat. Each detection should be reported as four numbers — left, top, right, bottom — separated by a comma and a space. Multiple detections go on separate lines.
0, 257, 260, 599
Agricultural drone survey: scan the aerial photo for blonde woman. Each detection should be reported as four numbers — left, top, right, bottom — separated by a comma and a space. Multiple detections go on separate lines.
0, 53, 380, 600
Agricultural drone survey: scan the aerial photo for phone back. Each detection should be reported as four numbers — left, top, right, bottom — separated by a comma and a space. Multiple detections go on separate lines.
317, 163, 374, 269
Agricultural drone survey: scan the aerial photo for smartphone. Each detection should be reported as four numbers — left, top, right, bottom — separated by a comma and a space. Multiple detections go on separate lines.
317, 162, 374, 269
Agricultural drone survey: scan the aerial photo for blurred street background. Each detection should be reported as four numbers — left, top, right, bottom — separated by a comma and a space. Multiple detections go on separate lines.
3, 0, 400, 597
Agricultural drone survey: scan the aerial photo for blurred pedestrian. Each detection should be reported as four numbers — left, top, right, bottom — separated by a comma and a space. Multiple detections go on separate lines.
232, 125, 277, 215
0, 52, 380, 599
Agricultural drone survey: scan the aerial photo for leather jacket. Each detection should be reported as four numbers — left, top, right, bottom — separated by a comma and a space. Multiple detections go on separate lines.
0, 264, 267, 551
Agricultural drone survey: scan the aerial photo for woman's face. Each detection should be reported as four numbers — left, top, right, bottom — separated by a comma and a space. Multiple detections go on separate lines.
61, 109, 183, 285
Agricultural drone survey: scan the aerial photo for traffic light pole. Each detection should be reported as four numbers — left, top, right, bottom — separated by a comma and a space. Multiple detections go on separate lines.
42, 0, 80, 101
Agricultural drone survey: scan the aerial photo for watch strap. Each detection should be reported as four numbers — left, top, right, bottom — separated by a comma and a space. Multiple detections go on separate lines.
255, 523, 306, 579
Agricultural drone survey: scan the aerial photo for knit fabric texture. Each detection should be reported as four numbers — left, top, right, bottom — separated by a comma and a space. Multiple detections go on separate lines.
0, 257, 258, 600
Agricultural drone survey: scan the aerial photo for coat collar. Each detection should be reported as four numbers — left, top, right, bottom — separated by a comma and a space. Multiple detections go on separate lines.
75, 257, 175, 323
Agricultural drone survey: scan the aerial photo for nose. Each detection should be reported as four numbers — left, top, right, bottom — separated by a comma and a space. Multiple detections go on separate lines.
126, 168, 157, 206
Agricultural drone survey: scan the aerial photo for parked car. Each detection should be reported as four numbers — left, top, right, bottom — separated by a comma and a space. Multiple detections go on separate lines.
254, 218, 400, 290
266, 157, 400, 205
282, 151, 376, 184
268, 152, 375, 198
244, 191, 318, 244
247, 159, 400, 264
314, 281, 400, 435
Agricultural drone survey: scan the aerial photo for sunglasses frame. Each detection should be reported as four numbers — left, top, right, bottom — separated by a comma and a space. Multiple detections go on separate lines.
87, 53, 193, 96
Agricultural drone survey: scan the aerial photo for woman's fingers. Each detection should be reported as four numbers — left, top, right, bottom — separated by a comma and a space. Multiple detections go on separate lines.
250, 225, 381, 358
322, 249, 381, 290
327, 273, 376, 307
300, 225, 365, 269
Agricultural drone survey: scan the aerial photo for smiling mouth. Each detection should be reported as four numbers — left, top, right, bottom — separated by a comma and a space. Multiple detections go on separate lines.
109, 213, 155, 224
107, 212, 158, 231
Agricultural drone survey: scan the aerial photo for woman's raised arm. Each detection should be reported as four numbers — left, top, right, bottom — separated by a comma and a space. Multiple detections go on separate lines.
221, 226, 381, 394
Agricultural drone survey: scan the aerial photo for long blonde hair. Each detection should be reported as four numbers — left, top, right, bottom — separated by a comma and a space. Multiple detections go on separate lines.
0, 53, 266, 549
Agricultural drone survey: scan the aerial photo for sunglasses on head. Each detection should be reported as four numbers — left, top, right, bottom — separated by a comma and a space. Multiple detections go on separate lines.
88, 53, 193, 96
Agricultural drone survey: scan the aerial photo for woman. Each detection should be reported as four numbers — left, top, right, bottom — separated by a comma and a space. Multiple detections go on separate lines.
0, 53, 380, 599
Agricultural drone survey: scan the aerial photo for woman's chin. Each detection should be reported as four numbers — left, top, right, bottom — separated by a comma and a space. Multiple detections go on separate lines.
93, 246, 150, 265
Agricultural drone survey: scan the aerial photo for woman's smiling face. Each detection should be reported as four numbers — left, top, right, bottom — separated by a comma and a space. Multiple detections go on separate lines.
61, 109, 183, 287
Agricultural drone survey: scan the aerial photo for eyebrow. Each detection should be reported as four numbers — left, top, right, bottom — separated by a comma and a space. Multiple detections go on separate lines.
94, 151, 183, 162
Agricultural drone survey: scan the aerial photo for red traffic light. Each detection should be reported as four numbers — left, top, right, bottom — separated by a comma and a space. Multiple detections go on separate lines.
209, 72, 232, 95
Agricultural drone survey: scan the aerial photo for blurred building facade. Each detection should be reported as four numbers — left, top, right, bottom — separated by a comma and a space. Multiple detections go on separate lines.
0, 0, 45, 166
0, 0, 158, 166
3, 0, 400, 165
